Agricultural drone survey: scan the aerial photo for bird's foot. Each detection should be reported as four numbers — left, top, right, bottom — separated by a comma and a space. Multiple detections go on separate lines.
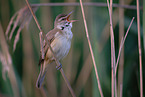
56, 63, 62, 70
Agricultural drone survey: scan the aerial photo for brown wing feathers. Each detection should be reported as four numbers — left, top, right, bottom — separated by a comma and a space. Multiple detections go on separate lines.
38, 28, 61, 66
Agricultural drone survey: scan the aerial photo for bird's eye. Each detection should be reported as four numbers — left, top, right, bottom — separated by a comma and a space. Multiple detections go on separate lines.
61, 18, 65, 20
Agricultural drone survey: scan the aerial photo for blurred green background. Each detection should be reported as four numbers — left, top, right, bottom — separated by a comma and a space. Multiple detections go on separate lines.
0, 0, 144, 97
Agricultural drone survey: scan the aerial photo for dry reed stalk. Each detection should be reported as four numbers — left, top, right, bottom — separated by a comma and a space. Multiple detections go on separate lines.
25, 0, 76, 97
109, 1, 117, 97
136, 0, 143, 97
79, 0, 104, 97
106, 1, 135, 97
143, 0, 145, 53
39, 1, 57, 94
40, 32, 45, 59
116, 7, 135, 97
106, 0, 116, 97
115, 16, 134, 97
99, 0, 133, 52
107, 1, 135, 97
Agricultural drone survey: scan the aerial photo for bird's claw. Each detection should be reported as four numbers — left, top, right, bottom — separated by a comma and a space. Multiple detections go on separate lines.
56, 63, 62, 70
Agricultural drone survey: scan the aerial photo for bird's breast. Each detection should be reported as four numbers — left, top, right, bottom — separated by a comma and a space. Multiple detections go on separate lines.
46, 31, 73, 60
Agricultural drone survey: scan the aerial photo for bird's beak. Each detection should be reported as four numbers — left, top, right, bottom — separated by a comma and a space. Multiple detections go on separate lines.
66, 11, 78, 23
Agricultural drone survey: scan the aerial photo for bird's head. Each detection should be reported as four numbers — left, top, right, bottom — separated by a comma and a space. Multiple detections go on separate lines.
54, 11, 77, 30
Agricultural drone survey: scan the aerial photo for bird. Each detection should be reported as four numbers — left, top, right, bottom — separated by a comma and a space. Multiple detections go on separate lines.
36, 11, 77, 88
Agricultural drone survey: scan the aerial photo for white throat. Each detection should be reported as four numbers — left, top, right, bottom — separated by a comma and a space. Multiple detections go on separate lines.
63, 25, 73, 40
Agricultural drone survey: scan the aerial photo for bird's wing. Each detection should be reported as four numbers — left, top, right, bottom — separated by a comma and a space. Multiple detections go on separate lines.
38, 28, 62, 65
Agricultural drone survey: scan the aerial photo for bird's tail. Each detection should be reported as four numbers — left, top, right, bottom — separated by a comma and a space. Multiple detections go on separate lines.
36, 62, 47, 88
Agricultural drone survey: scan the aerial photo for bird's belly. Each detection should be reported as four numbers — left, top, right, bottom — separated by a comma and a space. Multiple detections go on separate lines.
46, 36, 71, 60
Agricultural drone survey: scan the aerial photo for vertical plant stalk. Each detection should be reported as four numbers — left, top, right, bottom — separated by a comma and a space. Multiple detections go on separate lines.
109, 1, 117, 97
79, 0, 104, 97
25, 0, 76, 97
118, 0, 124, 97
143, 0, 145, 53
99, 0, 134, 52
136, 0, 143, 97
39, 32, 44, 59
106, 0, 116, 97
115, 17, 135, 97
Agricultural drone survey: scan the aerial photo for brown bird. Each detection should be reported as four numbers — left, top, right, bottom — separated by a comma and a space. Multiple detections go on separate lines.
36, 12, 77, 88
